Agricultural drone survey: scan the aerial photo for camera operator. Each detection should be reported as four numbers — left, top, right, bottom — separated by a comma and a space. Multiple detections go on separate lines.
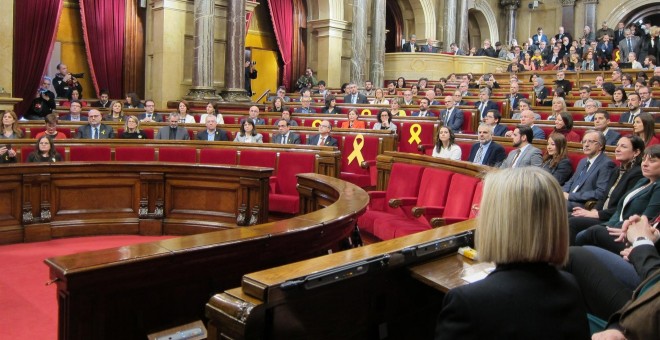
53, 63, 83, 98
296, 68, 318, 91
24, 76, 57, 120
244, 60, 257, 96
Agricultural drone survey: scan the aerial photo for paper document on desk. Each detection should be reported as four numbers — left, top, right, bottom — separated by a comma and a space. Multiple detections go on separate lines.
462, 264, 495, 283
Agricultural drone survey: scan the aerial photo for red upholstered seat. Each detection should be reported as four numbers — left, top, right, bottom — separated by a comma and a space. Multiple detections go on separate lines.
115, 147, 155, 161
456, 141, 473, 161
356, 163, 425, 234
158, 147, 196, 163
398, 121, 436, 154
567, 151, 584, 172
269, 152, 316, 214
239, 150, 277, 171
69, 146, 112, 161
30, 127, 72, 138
372, 168, 454, 240
21, 146, 64, 162
460, 110, 476, 133
199, 149, 237, 165
339, 134, 380, 188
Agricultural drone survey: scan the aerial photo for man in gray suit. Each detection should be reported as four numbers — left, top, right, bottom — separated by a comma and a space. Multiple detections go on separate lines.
155, 112, 190, 140
618, 28, 641, 62
75, 109, 114, 139
562, 130, 616, 210
272, 119, 301, 145
500, 125, 543, 169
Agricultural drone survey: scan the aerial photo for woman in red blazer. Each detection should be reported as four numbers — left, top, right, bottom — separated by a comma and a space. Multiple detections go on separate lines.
340, 109, 366, 129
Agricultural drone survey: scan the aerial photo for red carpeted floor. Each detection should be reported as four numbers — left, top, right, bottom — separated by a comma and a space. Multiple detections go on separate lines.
0, 235, 174, 339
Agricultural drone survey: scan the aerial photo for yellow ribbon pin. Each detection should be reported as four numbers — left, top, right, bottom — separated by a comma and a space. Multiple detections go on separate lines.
347, 134, 365, 165
360, 109, 372, 116
407, 124, 422, 144
312, 119, 322, 127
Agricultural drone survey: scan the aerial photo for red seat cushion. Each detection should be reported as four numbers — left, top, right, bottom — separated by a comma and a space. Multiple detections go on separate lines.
158, 147, 196, 163
115, 147, 155, 161
269, 152, 316, 214
69, 146, 112, 161
199, 149, 237, 165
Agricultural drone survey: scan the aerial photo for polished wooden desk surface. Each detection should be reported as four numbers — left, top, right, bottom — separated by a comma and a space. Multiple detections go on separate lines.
409, 254, 493, 293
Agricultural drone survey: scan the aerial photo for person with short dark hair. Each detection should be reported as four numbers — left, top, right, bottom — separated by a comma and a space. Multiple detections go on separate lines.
500, 125, 543, 168
372, 109, 396, 132
53, 63, 82, 98
593, 110, 621, 146
91, 89, 111, 108
322, 95, 340, 114
233, 119, 263, 143
272, 119, 301, 145
155, 113, 190, 140
35, 113, 67, 140
244, 60, 257, 96
482, 109, 507, 137
195, 115, 228, 142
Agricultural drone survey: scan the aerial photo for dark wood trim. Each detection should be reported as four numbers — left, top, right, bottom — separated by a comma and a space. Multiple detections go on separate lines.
386, 0, 403, 52
124, 0, 146, 98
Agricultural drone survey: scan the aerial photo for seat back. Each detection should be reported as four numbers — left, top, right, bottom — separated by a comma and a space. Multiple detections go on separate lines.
398, 121, 436, 153
158, 147, 196, 163
443, 173, 480, 217
469, 181, 484, 218
274, 152, 316, 195
115, 147, 155, 162
199, 149, 237, 165
69, 146, 112, 161
239, 150, 277, 171
340, 134, 380, 177
384, 163, 425, 211
416, 168, 453, 207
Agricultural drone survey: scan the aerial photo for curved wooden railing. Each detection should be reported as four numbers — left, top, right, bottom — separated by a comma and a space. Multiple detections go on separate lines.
41, 170, 368, 340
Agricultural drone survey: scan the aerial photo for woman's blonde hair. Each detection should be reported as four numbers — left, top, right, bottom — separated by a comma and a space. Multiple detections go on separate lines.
476, 167, 569, 265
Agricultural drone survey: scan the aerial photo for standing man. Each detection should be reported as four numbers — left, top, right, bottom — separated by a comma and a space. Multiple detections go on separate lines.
468, 124, 506, 167
75, 109, 114, 139
244, 60, 258, 96
273, 119, 301, 145
139, 99, 163, 122
439, 96, 464, 133
562, 130, 616, 210
53, 63, 83, 98
618, 29, 641, 62
500, 125, 543, 168
596, 22, 614, 42
532, 27, 548, 46
307, 120, 338, 146
155, 113, 191, 140
196, 115, 228, 141
402, 34, 418, 52
614, 22, 627, 45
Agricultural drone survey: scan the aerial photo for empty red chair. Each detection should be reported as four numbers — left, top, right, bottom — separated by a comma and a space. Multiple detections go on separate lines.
339, 134, 380, 188
158, 147, 196, 163
199, 149, 237, 165
398, 122, 436, 154
356, 163, 425, 235
269, 152, 316, 214
239, 150, 277, 170
69, 146, 112, 162
115, 147, 155, 162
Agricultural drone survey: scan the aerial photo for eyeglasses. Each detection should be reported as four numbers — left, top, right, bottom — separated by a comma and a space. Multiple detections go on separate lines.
319, 125, 331, 128
581, 139, 600, 145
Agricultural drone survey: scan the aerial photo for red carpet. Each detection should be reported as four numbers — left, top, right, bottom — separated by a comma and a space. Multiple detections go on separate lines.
0, 235, 174, 339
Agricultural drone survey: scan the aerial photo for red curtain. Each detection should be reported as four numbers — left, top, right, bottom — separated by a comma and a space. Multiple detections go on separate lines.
267, 0, 293, 90
13, 0, 63, 117
79, 0, 125, 98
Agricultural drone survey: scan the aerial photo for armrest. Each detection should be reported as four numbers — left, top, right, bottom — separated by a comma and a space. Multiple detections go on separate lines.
431, 216, 469, 228
417, 143, 435, 154
389, 197, 417, 208
269, 176, 278, 193
360, 160, 376, 169
367, 191, 386, 200
368, 191, 386, 210
413, 206, 445, 218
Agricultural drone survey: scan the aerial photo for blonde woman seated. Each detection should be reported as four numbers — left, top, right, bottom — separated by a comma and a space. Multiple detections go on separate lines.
27, 136, 62, 163
369, 88, 390, 105
389, 99, 406, 116
200, 102, 225, 124
432, 126, 461, 160
120, 115, 148, 139
340, 109, 366, 129
435, 167, 589, 339
233, 119, 263, 143
372, 109, 397, 132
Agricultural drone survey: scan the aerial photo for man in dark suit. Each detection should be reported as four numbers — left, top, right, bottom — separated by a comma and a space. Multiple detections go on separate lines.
411, 98, 435, 117
532, 28, 548, 46
554, 71, 572, 93
545, 45, 564, 65
500, 125, 543, 168
596, 35, 614, 63
401, 34, 418, 52
613, 22, 626, 45
343, 83, 368, 104
439, 96, 463, 133
75, 109, 114, 139
468, 124, 506, 167
60, 101, 88, 122
475, 39, 496, 57
474, 88, 499, 119
450, 43, 465, 55
90, 89, 111, 108
618, 28, 641, 62
619, 92, 642, 124
155, 112, 191, 140
420, 39, 437, 53
239, 106, 266, 125
195, 115, 228, 141
294, 97, 317, 114
483, 110, 508, 137
138, 99, 163, 123
554, 26, 573, 44
593, 110, 621, 146
562, 130, 616, 210
425, 89, 441, 106
638, 86, 660, 108
273, 119, 301, 145
307, 120, 338, 147
505, 82, 525, 110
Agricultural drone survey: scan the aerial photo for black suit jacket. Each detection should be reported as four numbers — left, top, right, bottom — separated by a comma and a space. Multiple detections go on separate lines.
493, 124, 508, 137
604, 129, 622, 146
306, 134, 338, 147
343, 93, 369, 104
596, 165, 643, 217
435, 263, 589, 340
505, 93, 525, 110
563, 153, 616, 209
75, 124, 115, 139
474, 100, 499, 119
272, 133, 301, 145
605, 178, 660, 227
542, 157, 574, 186
402, 42, 417, 52
138, 113, 163, 122
195, 129, 228, 141
467, 141, 506, 167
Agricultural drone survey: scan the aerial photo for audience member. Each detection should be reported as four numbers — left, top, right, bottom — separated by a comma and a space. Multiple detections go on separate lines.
483, 109, 507, 137
609, 86, 628, 108
1, 111, 24, 139
155, 113, 190, 140
105, 100, 125, 122
474, 87, 498, 119
233, 119, 263, 143
60, 101, 87, 122
372, 109, 396, 132
360, 80, 375, 96
541, 133, 573, 185
638, 85, 659, 108
500, 125, 543, 168
195, 115, 228, 141
244, 60, 257, 96
139, 99, 163, 123
272, 119, 301, 144
439, 96, 463, 132
632, 112, 659, 146
553, 112, 580, 143
294, 96, 317, 114
53, 63, 82, 98
62, 89, 88, 107
554, 71, 573, 93
296, 68, 317, 90
547, 97, 567, 120
402, 34, 418, 52
582, 98, 599, 122
120, 115, 148, 139
322, 95, 340, 114
593, 110, 621, 146
619, 92, 642, 123
267, 86, 290, 103
431, 126, 461, 160
279, 108, 298, 126
75, 109, 115, 139
412, 98, 434, 117
307, 120, 338, 146
91, 89, 111, 108
124, 92, 144, 109
505, 81, 524, 110
27, 136, 62, 163
24, 76, 56, 120
240, 106, 265, 125
315, 80, 330, 100
574, 86, 601, 108
35, 113, 67, 140
343, 83, 369, 104
340, 109, 366, 129
389, 99, 406, 116
468, 123, 506, 166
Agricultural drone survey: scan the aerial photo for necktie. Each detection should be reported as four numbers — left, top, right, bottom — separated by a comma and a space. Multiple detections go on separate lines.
352, 95, 357, 104
629, 113, 635, 124
474, 145, 485, 164
282, 134, 287, 144
318, 136, 326, 146
411, 44, 415, 53
627, 38, 632, 55
511, 149, 522, 168
478, 102, 485, 117
573, 160, 591, 192
445, 109, 452, 123
93, 127, 98, 139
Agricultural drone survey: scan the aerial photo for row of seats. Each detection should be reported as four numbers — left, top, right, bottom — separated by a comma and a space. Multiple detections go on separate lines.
357, 163, 482, 241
